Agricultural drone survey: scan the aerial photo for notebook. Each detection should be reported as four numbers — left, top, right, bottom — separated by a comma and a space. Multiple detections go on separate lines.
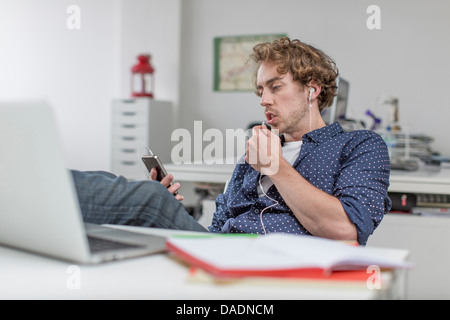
166, 233, 413, 278
0, 100, 166, 264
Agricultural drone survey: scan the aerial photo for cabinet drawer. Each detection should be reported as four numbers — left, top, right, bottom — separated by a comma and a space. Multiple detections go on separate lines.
112, 112, 149, 125
112, 122, 147, 131
112, 125, 148, 140
112, 101, 149, 125
112, 133, 148, 143
111, 146, 139, 156
112, 137, 148, 150
111, 148, 139, 161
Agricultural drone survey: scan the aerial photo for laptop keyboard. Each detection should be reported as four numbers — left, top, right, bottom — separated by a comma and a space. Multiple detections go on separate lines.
87, 236, 143, 253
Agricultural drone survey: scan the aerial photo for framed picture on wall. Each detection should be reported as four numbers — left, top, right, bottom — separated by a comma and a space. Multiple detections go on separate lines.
213, 34, 287, 92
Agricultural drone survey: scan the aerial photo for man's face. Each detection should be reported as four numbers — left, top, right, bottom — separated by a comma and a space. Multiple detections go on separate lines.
256, 61, 308, 137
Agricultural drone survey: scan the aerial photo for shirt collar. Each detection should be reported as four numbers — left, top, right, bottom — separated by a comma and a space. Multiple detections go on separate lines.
302, 122, 344, 144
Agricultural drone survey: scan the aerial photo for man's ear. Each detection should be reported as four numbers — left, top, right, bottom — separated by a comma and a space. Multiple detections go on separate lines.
308, 81, 321, 100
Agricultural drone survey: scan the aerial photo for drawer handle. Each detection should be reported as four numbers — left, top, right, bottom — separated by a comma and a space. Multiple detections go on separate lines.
122, 124, 136, 129
121, 161, 136, 166
121, 148, 136, 153
122, 136, 136, 141
121, 111, 136, 116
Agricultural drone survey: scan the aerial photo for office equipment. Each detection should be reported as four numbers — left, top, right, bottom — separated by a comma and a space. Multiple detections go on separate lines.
386, 132, 435, 167
389, 192, 417, 212
0, 101, 166, 264
365, 110, 382, 131
411, 207, 450, 217
390, 191, 450, 211
321, 77, 349, 125
111, 98, 173, 180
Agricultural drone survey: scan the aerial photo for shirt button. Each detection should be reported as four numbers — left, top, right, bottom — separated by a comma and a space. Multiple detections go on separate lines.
254, 209, 260, 213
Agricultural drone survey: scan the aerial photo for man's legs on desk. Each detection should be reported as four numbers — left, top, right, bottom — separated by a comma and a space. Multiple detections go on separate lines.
70, 170, 208, 232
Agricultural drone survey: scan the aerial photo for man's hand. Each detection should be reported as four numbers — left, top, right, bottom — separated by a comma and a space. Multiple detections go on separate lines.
150, 168, 184, 201
245, 124, 282, 176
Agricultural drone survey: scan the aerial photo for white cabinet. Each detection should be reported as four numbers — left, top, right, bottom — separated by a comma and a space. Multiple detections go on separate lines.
111, 99, 173, 180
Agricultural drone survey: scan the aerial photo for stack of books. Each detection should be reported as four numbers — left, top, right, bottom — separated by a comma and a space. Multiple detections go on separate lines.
166, 233, 412, 288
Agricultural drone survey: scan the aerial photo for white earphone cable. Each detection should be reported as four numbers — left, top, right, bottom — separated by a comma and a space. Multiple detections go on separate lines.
309, 87, 314, 132
258, 174, 279, 235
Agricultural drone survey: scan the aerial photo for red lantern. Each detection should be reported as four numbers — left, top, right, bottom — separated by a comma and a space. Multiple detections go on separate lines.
131, 54, 155, 98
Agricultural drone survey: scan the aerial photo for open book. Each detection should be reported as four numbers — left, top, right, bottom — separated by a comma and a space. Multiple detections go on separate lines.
166, 233, 412, 278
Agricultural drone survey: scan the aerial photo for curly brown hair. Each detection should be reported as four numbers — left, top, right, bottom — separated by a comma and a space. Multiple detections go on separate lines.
249, 37, 339, 112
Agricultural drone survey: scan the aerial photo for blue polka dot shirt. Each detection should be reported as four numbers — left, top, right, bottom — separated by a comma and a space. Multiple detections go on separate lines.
208, 122, 392, 245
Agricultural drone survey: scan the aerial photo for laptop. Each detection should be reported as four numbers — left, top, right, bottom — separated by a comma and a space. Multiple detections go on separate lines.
0, 101, 166, 264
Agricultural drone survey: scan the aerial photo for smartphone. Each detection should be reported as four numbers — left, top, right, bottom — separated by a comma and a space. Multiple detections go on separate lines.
141, 155, 169, 182
142, 155, 178, 194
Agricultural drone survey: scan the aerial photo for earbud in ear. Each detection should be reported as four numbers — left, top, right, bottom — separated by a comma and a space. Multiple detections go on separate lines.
308, 87, 315, 131
309, 87, 315, 99
309, 88, 315, 108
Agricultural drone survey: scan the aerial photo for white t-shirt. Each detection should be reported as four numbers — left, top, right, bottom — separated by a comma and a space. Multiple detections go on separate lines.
258, 140, 302, 197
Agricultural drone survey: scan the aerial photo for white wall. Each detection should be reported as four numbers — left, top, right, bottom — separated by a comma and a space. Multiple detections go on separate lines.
179, 0, 450, 157
0, 0, 121, 170
119, 0, 181, 105
0, 0, 180, 171
1, 0, 449, 170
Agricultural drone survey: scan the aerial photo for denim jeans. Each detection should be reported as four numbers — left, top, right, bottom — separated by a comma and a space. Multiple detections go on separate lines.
70, 170, 208, 232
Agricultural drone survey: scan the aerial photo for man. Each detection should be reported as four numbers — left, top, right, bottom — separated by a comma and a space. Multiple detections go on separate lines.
209, 37, 391, 245
74, 37, 391, 245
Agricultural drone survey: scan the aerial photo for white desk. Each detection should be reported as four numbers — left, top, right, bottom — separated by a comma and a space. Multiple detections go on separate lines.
0, 226, 409, 300
389, 167, 450, 194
